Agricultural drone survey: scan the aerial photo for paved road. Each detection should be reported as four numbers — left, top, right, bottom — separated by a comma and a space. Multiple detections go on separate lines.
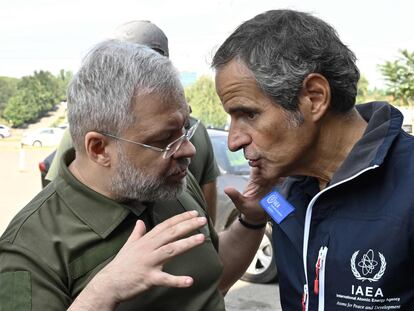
0, 139, 282, 311
225, 280, 281, 311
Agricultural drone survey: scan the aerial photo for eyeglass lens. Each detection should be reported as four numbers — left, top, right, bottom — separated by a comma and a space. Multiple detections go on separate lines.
163, 121, 198, 158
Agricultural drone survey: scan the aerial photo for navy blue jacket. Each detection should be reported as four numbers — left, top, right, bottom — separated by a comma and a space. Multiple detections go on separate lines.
272, 102, 414, 310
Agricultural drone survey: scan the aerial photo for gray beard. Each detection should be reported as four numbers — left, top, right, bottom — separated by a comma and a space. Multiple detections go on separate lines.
110, 148, 189, 202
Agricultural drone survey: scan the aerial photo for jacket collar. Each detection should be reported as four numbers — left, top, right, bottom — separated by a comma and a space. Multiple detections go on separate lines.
330, 101, 403, 185
54, 149, 147, 238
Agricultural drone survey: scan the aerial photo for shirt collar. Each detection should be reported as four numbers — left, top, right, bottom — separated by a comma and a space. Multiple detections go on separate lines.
330, 102, 402, 185
54, 148, 149, 238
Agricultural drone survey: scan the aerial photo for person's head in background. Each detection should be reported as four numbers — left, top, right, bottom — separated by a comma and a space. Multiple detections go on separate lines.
112, 20, 169, 57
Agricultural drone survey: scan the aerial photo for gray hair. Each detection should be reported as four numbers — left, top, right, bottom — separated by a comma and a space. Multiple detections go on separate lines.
67, 40, 183, 151
212, 10, 360, 121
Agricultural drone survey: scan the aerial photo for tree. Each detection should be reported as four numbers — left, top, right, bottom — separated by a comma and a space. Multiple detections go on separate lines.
3, 70, 71, 127
379, 50, 414, 107
57, 69, 73, 100
185, 75, 227, 128
0, 77, 18, 115
356, 74, 369, 104
3, 89, 39, 127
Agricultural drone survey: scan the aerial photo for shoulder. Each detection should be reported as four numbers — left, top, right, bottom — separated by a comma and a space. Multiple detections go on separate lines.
185, 172, 208, 213
385, 130, 414, 172
1, 185, 57, 244
190, 117, 210, 146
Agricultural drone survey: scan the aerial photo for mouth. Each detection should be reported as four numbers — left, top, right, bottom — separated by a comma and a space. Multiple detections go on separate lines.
246, 156, 261, 167
168, 167, 188, 179
248, 159, 260, 167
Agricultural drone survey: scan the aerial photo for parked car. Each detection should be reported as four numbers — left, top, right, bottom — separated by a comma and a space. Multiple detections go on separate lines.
208, 128, 277, 283
21, 127, 65, 147
0, 124, 11, 139
38, 128, 278, 283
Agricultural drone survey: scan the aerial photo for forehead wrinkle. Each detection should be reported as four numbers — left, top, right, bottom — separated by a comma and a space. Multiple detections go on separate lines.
137, 109, 188, 140
217, 64, 257, 101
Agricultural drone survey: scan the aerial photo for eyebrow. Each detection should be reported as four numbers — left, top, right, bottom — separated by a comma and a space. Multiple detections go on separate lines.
227, 105, 258, 115
142, 117, 188, 142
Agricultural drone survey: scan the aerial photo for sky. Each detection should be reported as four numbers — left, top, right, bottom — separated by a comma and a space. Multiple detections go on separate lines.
1, 0, 413, 89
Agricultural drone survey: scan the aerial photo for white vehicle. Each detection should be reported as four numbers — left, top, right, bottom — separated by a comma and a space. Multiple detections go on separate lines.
21, 127, 64, 147
0, 124, 11, 139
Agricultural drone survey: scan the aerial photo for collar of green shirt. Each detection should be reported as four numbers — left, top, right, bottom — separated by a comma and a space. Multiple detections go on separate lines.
54, 148, 148, 238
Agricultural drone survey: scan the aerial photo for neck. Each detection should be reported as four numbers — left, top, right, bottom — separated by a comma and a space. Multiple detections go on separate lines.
307, 109, 367, 190
69, 155, 114, 199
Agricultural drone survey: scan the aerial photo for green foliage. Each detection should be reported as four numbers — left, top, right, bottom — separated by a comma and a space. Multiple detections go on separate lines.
3, 90, 39, 127
0, 76, 18, 115
57, 69, 73, 100
356, 75, 369, 103
379, 50, 414, 106
356, 75, 388, 104
185, 75, 227, 128
3, 70, 71, 127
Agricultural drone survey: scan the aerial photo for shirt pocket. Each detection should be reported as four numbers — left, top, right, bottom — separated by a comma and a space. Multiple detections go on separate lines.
0, 271, 31, 311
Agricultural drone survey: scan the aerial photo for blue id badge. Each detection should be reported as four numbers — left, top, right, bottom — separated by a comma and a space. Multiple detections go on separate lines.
260, 190, 295, 224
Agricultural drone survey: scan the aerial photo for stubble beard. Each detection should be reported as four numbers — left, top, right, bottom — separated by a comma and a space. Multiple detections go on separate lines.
110, 148, 189, 202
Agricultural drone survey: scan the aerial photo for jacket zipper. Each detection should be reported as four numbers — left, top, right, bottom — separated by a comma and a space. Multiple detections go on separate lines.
314, 246, 328, 311
301, 165, 379, 311
302, 284, 308, 311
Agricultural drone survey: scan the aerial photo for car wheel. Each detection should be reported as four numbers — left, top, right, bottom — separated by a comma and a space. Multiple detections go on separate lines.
33, 140, 42, 147
241, 224, 277, 283
0, 134, 4, 139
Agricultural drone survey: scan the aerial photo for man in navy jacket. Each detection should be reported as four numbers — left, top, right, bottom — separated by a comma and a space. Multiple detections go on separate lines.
212, 9, 414, 310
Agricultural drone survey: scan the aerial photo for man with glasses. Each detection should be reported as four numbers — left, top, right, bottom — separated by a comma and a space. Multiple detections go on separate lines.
45, 20, 220, 224
0, 40, 269, 310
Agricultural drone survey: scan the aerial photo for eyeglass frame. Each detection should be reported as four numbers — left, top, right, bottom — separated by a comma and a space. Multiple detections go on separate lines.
99, 119, 200, 159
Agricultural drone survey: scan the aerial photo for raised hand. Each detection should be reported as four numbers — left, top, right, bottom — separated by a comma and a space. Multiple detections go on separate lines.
69, 210, 207, 310
224, 167, 281, 223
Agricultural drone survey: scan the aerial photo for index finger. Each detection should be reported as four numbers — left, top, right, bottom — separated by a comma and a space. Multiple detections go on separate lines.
146, 210, 205, 239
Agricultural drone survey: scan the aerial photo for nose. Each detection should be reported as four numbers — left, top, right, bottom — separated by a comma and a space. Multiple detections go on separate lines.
172, 138, 196, 159
228, 124, 251, 152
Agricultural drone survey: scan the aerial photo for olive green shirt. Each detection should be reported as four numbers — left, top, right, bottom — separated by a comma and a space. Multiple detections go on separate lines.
0, 149, 224, 311
187, 117, 220, 185
46, 118, 220, 186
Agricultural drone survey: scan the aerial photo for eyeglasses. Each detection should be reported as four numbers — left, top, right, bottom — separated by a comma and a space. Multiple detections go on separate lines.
100, 119, 200, 159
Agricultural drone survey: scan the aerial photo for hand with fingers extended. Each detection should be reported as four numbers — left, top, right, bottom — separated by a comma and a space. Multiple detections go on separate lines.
224, 167, 282, 224
68, 210, 207, 311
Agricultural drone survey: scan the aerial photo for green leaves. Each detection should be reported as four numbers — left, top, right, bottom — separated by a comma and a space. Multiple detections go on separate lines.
356, 75, 369, 104
2, 70, 72, 127
379, 50, 414, 106
185, 75, 227, 129
0, 76, 18, 115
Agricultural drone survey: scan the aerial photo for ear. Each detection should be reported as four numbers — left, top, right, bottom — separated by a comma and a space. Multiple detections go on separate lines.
298, 73, 331, 122
84, 132, 113, 167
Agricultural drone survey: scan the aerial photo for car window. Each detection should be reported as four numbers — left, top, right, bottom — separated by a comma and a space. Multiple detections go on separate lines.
226, 149, 249, 174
